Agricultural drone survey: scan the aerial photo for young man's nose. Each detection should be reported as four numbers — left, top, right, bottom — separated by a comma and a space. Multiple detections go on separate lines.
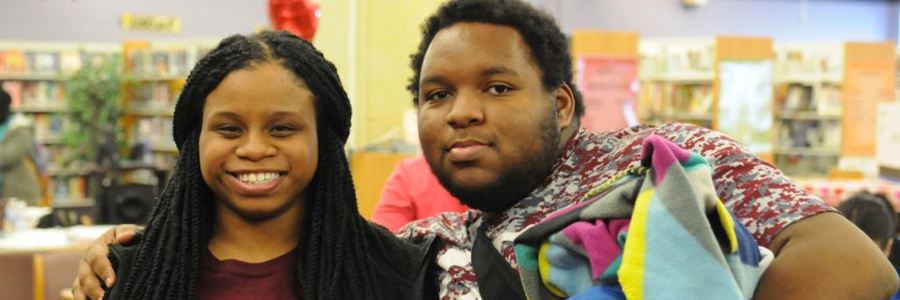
445, 92, 485, 129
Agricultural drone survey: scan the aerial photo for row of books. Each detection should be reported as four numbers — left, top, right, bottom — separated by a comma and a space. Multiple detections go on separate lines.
775, 121, 842, 149
669, 84, 713, 113
49, 176, 88, 202
0, 50, 113, 74
774, 48, 843, 76
128, 82, 176, 111
2, 81, 66, 109
38, 146, 74, 171
31, 114, 67, 144
126, 48, 212, 77
130, 117, 176, 152
639, 44, 715, 77
779, 83, 842, 114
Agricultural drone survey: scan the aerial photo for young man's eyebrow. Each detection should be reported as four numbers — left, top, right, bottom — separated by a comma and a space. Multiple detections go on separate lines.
481, 66, 518, 77
420, 75, 451, 87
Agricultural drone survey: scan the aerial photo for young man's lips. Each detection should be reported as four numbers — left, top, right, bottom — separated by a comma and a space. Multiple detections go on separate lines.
448, 144, 489, 162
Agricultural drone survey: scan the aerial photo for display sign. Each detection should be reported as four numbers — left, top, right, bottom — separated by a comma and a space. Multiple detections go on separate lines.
576, 56, 639, 132
843, 61, 894, 156
121, 13, 182, 33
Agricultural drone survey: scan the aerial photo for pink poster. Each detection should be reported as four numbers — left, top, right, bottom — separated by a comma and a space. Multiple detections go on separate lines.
576, 56, 639, 132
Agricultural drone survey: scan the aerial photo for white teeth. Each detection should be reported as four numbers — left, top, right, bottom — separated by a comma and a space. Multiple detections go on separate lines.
236, 172, 281, 184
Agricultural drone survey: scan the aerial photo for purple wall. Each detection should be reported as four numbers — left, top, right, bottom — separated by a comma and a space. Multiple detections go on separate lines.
527, 0, 898, 42
0, 0, 267, 42
0, 0, 896, 42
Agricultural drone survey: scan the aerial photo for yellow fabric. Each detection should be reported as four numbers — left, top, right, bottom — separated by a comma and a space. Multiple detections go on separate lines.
715, 200, 738, 253
619, 189, 655, 300
538, 241, 567, 297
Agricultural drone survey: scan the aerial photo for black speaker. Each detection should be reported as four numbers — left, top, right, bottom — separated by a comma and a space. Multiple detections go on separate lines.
101, 184, 157, 225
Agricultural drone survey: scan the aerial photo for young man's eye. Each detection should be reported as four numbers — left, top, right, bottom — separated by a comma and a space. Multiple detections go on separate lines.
486, 85, 512, 95
425, 90, 452, 102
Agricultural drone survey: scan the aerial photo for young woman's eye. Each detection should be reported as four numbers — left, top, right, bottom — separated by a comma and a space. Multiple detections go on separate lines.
425, 90, 452, 102
271, 125, 297, 136
215, 125, 241, 135
486, 85, 512, 95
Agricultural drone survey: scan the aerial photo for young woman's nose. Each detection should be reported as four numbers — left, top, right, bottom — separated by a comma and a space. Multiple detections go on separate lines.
235, 132, 277, 161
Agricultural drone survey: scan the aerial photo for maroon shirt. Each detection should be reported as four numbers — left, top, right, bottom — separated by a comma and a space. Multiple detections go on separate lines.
196, 248, 301, 300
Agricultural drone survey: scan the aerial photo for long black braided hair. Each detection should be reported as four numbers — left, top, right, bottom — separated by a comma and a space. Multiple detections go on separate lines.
118, 30, 383, 300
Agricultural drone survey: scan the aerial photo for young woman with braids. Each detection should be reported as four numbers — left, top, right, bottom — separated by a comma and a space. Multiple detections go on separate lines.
72, 30, 438, 300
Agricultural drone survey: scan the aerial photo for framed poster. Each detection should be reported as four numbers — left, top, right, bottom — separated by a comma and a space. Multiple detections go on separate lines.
717, 61, 773, 154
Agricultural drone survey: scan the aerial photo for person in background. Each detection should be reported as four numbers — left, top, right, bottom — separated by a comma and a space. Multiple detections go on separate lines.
372, 154, 468, 232
0, 86, 42, 204
837, 192, 900, 300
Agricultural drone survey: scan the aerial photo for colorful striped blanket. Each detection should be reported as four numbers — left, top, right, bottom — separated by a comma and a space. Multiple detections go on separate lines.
514, 135, 767, 300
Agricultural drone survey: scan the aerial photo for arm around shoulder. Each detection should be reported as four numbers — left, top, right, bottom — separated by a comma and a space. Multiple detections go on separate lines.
753, 212, 899, 300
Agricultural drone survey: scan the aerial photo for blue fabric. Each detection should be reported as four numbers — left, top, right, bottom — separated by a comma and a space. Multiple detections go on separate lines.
642, 196, 748, 300
568, 285, 625, 300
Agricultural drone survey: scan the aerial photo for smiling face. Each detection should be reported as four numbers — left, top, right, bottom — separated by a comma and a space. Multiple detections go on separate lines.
199, 62, 319, 221
416, 22, 575, 212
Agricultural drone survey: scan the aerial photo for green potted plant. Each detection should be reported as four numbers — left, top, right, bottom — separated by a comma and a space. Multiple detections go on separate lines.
61, 53, 130, 168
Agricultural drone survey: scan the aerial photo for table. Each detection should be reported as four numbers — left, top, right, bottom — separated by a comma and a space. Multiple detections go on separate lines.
0, 226, 113, 300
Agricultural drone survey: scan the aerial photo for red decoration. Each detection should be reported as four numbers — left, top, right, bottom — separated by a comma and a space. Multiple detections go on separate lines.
269, 0, 320, 41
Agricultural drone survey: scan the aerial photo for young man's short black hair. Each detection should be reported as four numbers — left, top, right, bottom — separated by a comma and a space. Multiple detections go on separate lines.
407, 0, 584, 120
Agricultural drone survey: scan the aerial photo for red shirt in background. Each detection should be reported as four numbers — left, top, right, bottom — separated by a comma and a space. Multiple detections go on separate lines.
196, 248, 301, 300
372, 155, 469, 232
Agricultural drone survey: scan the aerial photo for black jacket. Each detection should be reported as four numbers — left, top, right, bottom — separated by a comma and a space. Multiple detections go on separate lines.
103, 224, 440, 300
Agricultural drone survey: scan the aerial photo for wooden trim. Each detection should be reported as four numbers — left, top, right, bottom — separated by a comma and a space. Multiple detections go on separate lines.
845, 42, 895, 63
716, 36, 772, 61
349, 152, 414, 219
571, 31, 639, 57
33, 254, 44, 300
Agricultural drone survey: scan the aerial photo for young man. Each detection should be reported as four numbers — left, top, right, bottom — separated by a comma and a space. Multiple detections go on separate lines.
401, 0, 896, 299
74, 0, 897, 299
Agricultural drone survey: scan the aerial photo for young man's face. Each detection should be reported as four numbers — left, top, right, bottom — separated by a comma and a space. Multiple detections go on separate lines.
416, 22, 573, 212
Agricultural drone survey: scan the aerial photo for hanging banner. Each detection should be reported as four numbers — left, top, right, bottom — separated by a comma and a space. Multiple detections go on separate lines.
121, 13, 182, 33
577, 56, 638, 132
717, 60, 773, 154
843, 61, 894, 156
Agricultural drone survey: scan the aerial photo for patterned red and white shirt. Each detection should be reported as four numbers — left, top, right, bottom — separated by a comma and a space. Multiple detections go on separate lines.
397, 123, 836, 300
